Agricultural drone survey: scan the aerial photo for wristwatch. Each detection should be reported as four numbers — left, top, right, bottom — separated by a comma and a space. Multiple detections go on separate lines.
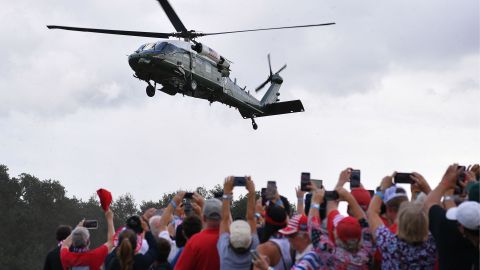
222, 194, 233, 200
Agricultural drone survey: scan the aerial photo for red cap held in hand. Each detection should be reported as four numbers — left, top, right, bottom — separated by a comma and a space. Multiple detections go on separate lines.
96, 188, 112, 211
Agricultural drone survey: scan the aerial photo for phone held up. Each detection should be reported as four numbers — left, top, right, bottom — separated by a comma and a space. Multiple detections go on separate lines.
84, 220, 98, 229
233, 176, 247, 187
300, 172, 311, 192
455, 166, 467, 195
394, 173, 413, 184
300, 172, 323, 191
265, 181, 277, 200
350, 169, 361, 189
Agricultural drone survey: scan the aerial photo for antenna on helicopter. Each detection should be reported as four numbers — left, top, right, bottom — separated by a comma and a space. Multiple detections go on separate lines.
255, 54, 287, 92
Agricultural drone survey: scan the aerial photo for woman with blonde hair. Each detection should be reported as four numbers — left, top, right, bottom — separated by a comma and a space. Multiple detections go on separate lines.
368, 175, 436, 269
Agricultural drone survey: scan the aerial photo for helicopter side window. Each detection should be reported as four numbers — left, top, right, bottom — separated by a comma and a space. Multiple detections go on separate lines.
160, 43, 177, 54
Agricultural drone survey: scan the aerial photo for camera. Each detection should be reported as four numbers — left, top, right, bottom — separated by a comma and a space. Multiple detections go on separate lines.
184, 192, 194, 199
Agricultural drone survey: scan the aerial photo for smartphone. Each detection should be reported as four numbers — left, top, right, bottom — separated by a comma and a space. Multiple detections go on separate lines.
261, 188, 267, 206
300, 172, 311, 191
395, 173, 413, 184
265, 181, 277, 200
310, 179, 323, 189
325, 191, 339, 201
455, 166, 466, 195
250, 249, 260, 261
184, 192, 194, 199
183, 200, 193, 216
233, 176, 247, 186
350, 169, 361, 189
84, 220, 98, 229
304, 193, 312, 215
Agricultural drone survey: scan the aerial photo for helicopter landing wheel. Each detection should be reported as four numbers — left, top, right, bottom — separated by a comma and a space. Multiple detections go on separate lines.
146, 85, 155, 97
251, 118, 258, 130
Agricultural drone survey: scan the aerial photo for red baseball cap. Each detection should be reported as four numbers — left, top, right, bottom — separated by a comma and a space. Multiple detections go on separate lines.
336, 216, 361, 242
279, 214, 308, 235
351, 188, 371, 211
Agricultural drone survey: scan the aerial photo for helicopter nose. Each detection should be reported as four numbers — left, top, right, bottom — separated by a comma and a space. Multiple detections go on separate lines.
128, 53, 140, 71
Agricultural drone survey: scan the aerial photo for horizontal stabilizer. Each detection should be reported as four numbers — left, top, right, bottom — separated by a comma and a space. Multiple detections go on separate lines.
240, 100, 304, 118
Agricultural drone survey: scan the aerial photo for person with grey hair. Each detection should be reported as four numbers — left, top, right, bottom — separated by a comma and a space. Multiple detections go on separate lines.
175, 196, 222, 270
60, 209, 115, 270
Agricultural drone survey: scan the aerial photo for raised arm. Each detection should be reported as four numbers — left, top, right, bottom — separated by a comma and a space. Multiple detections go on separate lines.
220, 176, 234, 234
246, 176, 257, 233
337, 187, 365, 219
367, 175, 392, 241
308, 184, 325, 248
296, 186, 305, 215
159, 191, 185, 232
105, 209, 115, 250
424, 164, 459, 212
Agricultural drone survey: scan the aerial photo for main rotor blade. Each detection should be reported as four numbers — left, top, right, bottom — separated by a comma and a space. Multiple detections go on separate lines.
268, 54, 272, 76
157, 0, 188, 33
47, 25, 172, 39
200, 22, 335, 37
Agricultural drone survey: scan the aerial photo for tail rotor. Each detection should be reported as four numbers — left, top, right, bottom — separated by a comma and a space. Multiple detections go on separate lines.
255, 54, 286, 92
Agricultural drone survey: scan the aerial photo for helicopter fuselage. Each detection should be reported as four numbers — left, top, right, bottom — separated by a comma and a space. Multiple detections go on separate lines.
128, 40, 264, 114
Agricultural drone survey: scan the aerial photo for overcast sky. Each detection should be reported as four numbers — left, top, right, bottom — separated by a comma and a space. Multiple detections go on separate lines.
0, 0, 478, 205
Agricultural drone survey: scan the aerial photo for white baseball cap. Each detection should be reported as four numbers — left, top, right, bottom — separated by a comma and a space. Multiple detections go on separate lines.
446, 201, 480, 230
229, 220, 252, 249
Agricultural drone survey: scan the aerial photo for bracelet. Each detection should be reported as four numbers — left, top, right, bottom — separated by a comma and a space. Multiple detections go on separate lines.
222, 194, 233, 200
170, 200, 177, 209
443, 195, 454, 202
311, 203, 320, 210
374, 191, 384, 201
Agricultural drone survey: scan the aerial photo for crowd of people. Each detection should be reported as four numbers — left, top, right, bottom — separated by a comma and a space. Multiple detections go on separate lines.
43, 163, 479, 270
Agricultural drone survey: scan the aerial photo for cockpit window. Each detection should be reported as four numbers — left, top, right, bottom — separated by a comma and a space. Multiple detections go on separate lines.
135, 44, 145, 53
155, 42, 166, 51
143, 43, 156, 51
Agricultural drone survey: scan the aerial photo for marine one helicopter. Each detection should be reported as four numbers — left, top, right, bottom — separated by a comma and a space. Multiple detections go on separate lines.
47, 0, 334, 130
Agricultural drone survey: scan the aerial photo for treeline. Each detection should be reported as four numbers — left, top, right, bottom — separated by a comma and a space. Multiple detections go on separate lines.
0, 164, 251, 270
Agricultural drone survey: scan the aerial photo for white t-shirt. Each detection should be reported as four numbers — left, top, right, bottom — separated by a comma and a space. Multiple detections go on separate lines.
158, 229, 179, 263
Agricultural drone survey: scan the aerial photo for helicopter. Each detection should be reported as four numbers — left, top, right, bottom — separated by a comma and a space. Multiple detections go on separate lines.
47, 0, 334, 130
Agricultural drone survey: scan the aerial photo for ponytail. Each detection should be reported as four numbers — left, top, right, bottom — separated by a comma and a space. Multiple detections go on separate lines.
116, 229, 136, 270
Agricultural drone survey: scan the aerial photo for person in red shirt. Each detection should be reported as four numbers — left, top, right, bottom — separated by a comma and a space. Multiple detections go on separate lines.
174, 197, 222, 270
60, 209, 115, 270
